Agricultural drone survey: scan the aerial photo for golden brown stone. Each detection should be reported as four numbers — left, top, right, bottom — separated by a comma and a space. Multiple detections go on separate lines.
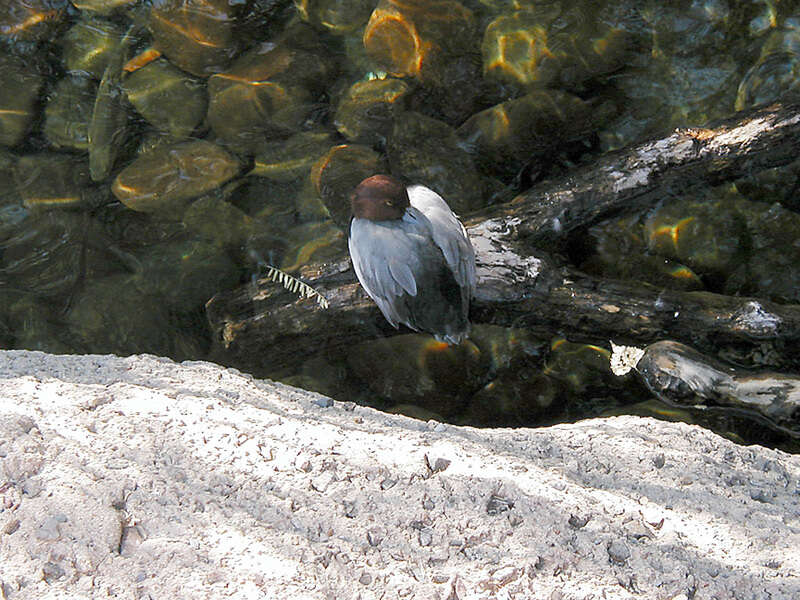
363, 0, 475, 84
148, 0, 239, 77
112, 140, 240, 212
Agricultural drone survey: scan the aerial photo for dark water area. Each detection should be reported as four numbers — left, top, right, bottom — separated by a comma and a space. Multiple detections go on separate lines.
1, 0, 799, 451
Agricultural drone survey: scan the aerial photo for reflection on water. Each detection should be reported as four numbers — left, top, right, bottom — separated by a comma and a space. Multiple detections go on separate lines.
0, 0, 799, 451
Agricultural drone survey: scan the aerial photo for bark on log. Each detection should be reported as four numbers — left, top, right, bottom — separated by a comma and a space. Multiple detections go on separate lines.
206, 103, 800, 375
482, 102, 800, 249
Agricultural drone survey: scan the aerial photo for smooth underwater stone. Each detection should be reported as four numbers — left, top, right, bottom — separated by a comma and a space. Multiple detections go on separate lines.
111, 140, 240, 213
279, 220, 346, 272
206, 35, 335, 152
363, 0, 476, 84
724, 198, 800, 303
123, 58, 207, 139
545, 338, 619, 395
66, 273, 178, 357
0, 150, 18, 207
482, 9, 561, 88
310, 144, 387, 229
0, 55, 43, 147
130, 239, 241, 309
582, 214, 703, 291
14, 153, 95, 210
346, 334, 488, 418
0, 212, 113, 297
334, 77, 409, 145
596, 3, 739, 151
148, 0, 240, 77
70, 0, 138, 15
457, 89, 608, 177
43, 74, 97, 151
734, 158, 800, 209
88, 24, 137, 182
387, 111, 485, 214
250, 131, 334, 182
0, 0, 68, 42
465, 369, 562, 427
183, 196, 254, 248
482, 7, 627, 91
736, 27, 800, 110
645, 185, 800, 303
457, 324, 558, 426
293, 178, 333, 223
61, 18, 123, 79
644, 190, 743, 274
295, 0, 376, 34
4, 296, 78, 354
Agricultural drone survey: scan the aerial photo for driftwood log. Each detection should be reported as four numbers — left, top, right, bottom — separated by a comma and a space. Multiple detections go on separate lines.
611, 340, 800, 436
207, 103, 800, 375
492, 101, 800, 248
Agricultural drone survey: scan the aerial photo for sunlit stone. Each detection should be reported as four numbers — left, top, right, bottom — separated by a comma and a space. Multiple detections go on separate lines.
363, 0, 475, 84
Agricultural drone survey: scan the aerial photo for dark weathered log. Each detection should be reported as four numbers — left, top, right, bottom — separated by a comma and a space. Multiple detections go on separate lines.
206, 103, 800, 375
477, 102, 800, 248
206, 256, 396, 375
471, 257, 800, 346
207, 228, 800, 374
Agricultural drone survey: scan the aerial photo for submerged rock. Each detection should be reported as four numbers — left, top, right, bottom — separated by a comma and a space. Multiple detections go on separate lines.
388, 111, 486, 214
737, 24, 800, 110
482, 6, 627, 92
0, 0, 69, 42
111, 140, 240, 213
310, 144, 387, 228
644, 185, 800, 303
123, 58, 207, 139
363, 0, 476, 84
61, 17, 123, 79
207, 29, 336, 152
183, 194, 253, 248
88, 24, 137, 182
43, 75, 97, 151
583, 214, 704, 291
71, 0, 137, 15
0, 55, 43, 147
347, 333, 487, 417
148, 0, 240, 77
250, 131, 334, 182
334, 77, 409, 145
14, 153, 96, 210
279, 220, 346, 272
66, 273, 184, 357
457, 89, 611, 178
130, 239, 241, 309
296, 0, 376, 34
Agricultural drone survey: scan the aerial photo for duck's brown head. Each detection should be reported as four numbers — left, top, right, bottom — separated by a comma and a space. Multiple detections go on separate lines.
350, 174, 409, 221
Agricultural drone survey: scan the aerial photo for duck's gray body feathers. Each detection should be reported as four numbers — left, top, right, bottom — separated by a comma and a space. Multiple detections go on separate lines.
349, 184, 476, 344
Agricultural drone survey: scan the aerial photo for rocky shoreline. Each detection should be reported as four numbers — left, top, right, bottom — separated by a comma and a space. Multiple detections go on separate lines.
1, 350, 799, 599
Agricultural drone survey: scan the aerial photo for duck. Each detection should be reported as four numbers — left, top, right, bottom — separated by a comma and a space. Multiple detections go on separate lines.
348, 174, 476, 344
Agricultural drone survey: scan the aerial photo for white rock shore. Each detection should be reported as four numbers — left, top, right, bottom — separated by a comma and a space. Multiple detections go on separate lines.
1, 350, 799, 599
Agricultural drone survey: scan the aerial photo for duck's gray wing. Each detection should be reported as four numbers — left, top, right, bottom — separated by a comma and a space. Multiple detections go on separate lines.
407, 185, 476, 300
349, 217, 427, 329
349, 215, 469, 343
